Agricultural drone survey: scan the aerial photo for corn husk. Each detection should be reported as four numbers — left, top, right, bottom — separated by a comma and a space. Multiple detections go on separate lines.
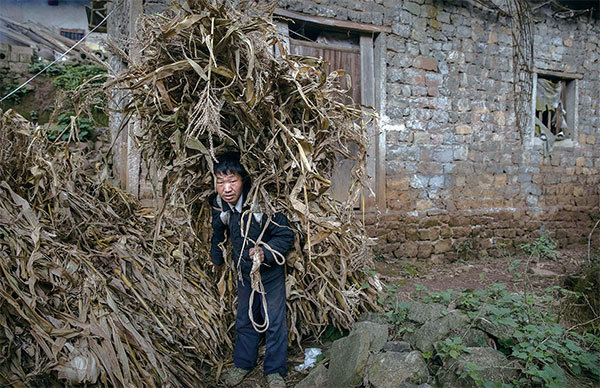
0, 0, 382, 385
110, 0, 381, 344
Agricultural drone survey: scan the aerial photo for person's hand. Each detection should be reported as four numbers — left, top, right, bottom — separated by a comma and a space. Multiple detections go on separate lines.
249, 247, 264, 263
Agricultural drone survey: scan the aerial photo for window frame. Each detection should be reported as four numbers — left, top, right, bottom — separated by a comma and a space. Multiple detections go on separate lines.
530, 69, 581, 147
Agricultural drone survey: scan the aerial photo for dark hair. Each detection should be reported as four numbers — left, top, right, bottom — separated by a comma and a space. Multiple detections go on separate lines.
214, 151, 247, 179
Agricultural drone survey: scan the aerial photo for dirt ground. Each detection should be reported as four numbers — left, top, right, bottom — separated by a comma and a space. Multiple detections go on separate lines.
375, 246, 587, 298
206, 246, 590, 387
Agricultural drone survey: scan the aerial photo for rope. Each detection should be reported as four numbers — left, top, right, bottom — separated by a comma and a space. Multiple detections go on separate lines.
0, 2, 121, 103
249, 250, 269, 333
236, 211, 288, 333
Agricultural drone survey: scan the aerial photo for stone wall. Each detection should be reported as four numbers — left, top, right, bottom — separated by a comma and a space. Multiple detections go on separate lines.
0, 44, 34, 90
107, 0, 600, 261
278, 0, 600, 261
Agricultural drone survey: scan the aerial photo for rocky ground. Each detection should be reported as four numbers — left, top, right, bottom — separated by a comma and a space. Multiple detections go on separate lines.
206, 247, 595, 387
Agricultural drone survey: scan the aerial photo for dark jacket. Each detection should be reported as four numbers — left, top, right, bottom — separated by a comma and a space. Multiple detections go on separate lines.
210, 192, 294, 282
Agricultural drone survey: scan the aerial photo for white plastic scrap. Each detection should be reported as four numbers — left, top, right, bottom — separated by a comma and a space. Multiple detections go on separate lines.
295, 347, 322, 371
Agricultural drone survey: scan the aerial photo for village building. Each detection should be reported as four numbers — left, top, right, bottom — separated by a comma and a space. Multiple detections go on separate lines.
107, 0, 600, 262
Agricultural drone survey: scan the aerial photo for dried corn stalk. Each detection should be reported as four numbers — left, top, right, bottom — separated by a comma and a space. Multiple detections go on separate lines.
109, 0, 381, 345
0, 109, 232, 386
0, 0, 381, 386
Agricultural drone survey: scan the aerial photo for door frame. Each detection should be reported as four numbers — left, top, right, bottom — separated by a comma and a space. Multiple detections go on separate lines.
274, 8, 388, 210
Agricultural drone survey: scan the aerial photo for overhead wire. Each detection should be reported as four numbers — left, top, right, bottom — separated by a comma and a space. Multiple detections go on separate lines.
0, 1, 122, 104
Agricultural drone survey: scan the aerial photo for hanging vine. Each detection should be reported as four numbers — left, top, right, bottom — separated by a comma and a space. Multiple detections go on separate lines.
506, 0, 535, 144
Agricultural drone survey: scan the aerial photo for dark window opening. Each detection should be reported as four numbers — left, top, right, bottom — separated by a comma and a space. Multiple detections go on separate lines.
535, 76, 572, 140
288, 21, 359, 46
60, 28, 85, 41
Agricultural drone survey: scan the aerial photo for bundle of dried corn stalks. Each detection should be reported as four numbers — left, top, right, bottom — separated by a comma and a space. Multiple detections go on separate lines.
0, 110, 231, 386
111, 0, 380, 345
0, 0, 380, 385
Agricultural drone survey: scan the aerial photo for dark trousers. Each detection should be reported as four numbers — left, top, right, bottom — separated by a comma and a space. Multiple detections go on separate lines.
233, 271, 287, 376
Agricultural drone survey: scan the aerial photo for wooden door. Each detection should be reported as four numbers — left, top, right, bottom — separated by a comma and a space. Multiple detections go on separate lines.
289, 38, 361, 204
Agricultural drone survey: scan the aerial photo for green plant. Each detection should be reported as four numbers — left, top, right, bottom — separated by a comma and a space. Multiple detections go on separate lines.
47, 112, 95, 142
377, 283, 412, 325
29, 61, 66, 77
520, 233, 558, 260
53, 65, 107, 90
28, 62, 107, 90
321, 325, 348, 343
413, 284, 455, 306
0, 82, 30, 105
382, 282, 600, 387
455, 237, 476, 260
436, 336, 465, 360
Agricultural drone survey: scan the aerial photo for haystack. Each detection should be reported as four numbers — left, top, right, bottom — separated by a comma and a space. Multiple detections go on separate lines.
0, 0, 381, 386
110, 0, 381, 342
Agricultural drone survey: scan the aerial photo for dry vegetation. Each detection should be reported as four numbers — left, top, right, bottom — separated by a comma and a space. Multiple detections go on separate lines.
0, 0, 381, 386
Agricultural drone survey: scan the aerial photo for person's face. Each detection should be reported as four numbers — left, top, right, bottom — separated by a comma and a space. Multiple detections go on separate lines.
215, 172, 243, 205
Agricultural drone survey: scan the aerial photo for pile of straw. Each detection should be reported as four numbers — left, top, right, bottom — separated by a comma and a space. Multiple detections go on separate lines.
111, 0, 380, 344
0, 110, 231, 386
0, 0, 381, 385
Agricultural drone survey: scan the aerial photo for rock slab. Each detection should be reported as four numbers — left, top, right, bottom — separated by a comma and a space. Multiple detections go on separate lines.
367, 351, 429, 388
439, 347, 516, 387
295, 364, 328, 388
352, 321, 389, 352
327, 331, 371, 388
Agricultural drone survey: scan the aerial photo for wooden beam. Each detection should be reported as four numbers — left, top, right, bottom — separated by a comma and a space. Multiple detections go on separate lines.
274, 8, 391, 33
360, 34, 376, 208
534, 67, 583, 80
374, 33, 386, 211
289, 38, 360, 54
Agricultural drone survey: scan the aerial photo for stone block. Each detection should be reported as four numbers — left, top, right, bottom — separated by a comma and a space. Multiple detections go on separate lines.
407, 301, 446, 324
413, 132, 430, 145
415, 199, 433, 211
401, 241, 418, 257
405, 311, 469, 352
438, 347, 517, 387
9, 45, 33, 63
387, 176, 410, 192
418, 228, 439, 241
406, 227, 419, 241
404, 2, 422, 16
413, 55, 438, 71
351, 321, 389, 352
296, 364, 328, 388
451, 226, 470, 238
328, 331, 370, 388
0, 44, 9, 65
433, 239, 452, 253
456, 124, 472, 134
417, 242, 433, 258
410, 174, 428, 189
383, 341, 411, 352
366, 351, 429, 388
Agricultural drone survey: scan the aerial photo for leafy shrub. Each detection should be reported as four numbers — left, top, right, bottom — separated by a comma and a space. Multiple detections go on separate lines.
46, 112, 95, 142
520, 234, 558, 260
381, 283, 600, 386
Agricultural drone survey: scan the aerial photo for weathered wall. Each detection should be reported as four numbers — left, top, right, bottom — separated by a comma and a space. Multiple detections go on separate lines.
106, 0, 171, 202
1, 0, 90, 34
108, 0, 600, 261
278, 0, 600, 261
0, 44, 33, 74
